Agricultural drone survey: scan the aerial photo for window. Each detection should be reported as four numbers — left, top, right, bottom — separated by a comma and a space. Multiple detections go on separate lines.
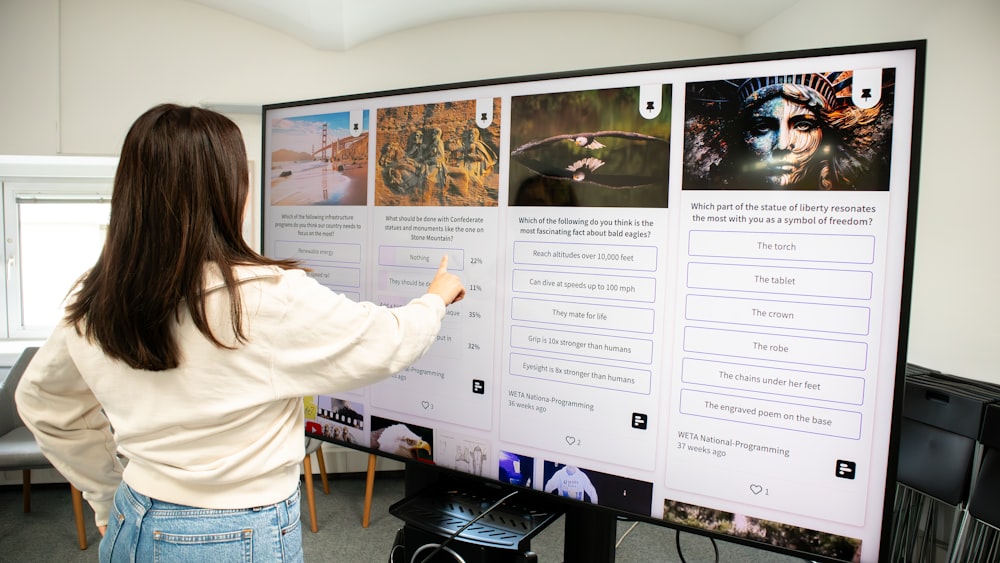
4, 185, 112, 338
0, 155, 255, 342
0, 156, 117, 341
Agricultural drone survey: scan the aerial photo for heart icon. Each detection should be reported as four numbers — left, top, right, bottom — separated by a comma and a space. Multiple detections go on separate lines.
565, 436, 577, 445
421, 401, 431, 409
750, 484, 763, 495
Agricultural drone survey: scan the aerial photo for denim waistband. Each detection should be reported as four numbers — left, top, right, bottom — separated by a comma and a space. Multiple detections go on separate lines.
121, 481, 300, 513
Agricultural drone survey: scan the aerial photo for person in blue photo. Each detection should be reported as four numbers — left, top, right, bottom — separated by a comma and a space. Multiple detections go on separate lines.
498, 450, 533, 487
544, 464, 599, 504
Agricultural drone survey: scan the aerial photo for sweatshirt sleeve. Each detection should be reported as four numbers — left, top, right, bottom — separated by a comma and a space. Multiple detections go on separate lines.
14, 326, 124, 527
266, 268, 447, 397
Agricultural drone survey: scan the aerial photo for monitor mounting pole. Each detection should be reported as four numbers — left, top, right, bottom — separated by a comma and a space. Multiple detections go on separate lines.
562, 504, 617, 562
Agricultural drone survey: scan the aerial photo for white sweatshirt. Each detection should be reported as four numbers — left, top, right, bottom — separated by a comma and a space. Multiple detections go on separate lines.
15, 265, 445, 526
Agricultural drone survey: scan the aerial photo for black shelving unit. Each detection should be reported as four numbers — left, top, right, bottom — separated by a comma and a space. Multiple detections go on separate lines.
389, 465, 563, 563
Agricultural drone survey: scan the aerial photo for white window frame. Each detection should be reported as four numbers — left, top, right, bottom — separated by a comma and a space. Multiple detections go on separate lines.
0, 156, 117, 343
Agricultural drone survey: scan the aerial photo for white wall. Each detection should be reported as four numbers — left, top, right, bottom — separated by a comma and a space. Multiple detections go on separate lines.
1, 0, 997, 385
7, 0, 740, 158
0, 0, 59, 154
743, 0, 1000, 384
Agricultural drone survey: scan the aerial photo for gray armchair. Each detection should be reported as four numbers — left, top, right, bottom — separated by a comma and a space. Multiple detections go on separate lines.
0, 346, 88, 549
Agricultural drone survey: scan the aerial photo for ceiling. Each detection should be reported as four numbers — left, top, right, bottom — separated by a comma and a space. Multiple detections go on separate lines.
186, 0, 799, 51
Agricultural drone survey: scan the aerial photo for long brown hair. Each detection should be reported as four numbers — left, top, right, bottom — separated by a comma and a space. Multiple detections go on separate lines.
65, 104, 298, 370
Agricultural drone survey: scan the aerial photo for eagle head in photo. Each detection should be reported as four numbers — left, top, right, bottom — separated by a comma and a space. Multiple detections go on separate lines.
373, 423, 432, 460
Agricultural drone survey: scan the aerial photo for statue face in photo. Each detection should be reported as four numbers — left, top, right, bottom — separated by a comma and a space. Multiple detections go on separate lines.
741, 85, 825, 188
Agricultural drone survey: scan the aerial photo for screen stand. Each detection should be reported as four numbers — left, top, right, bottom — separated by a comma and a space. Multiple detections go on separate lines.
562, 505, 616, 563
400, 464, 618, 562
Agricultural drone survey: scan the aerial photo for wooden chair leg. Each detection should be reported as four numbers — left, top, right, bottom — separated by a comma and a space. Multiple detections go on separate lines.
314, 443, 330, 495
362, 453, 376, 528
22, 469, 31, 512
70, 484, 88, 550
302, 454, 318, 533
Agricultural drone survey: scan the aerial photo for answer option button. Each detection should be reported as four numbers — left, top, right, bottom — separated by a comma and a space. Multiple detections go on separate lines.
510, 325, 654, 365
683, 326, 867, 371
679, 389, 862, 440
510, 353, 651, 394
685, 294, 871, 336
687, 262, 873, 300
688, 230, 875, 264
681, 358, 865, 405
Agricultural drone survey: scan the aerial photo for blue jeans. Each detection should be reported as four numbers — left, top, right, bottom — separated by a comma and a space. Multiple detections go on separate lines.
99, 481, 303, 562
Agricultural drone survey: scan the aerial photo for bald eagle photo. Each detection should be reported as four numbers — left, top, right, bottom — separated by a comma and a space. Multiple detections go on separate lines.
371, 423, 433, 461
510, 130, 669, 190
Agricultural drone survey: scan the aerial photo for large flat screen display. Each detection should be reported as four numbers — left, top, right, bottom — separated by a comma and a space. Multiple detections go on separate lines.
262, 41, 925, 562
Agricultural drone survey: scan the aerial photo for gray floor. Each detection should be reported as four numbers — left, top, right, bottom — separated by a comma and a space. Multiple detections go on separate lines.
1, 473, 808, 562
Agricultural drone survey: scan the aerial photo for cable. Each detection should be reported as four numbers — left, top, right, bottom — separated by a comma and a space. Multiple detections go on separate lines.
389, 528, 407, 563
675, 529, 719, 563
675, 529, 688, 563
415, 490, 520, 563
616, 521, 640, 549
411, 543, 467, 563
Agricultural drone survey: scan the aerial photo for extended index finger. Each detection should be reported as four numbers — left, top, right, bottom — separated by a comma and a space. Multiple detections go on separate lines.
438, 255, 449, 273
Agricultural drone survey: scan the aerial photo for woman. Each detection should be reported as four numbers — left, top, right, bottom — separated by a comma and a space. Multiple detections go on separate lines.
15, 104, 465, 561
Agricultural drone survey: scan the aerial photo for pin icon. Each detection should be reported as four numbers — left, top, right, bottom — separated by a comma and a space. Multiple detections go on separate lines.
475, 98, 493, 129
851, 69, 882, 109
639, 84, 662, 119
349, 109, 364, 137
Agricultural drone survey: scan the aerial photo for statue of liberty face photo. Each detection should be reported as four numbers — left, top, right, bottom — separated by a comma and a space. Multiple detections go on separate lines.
682, 71, 899, 192
740, 83, 828, 188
